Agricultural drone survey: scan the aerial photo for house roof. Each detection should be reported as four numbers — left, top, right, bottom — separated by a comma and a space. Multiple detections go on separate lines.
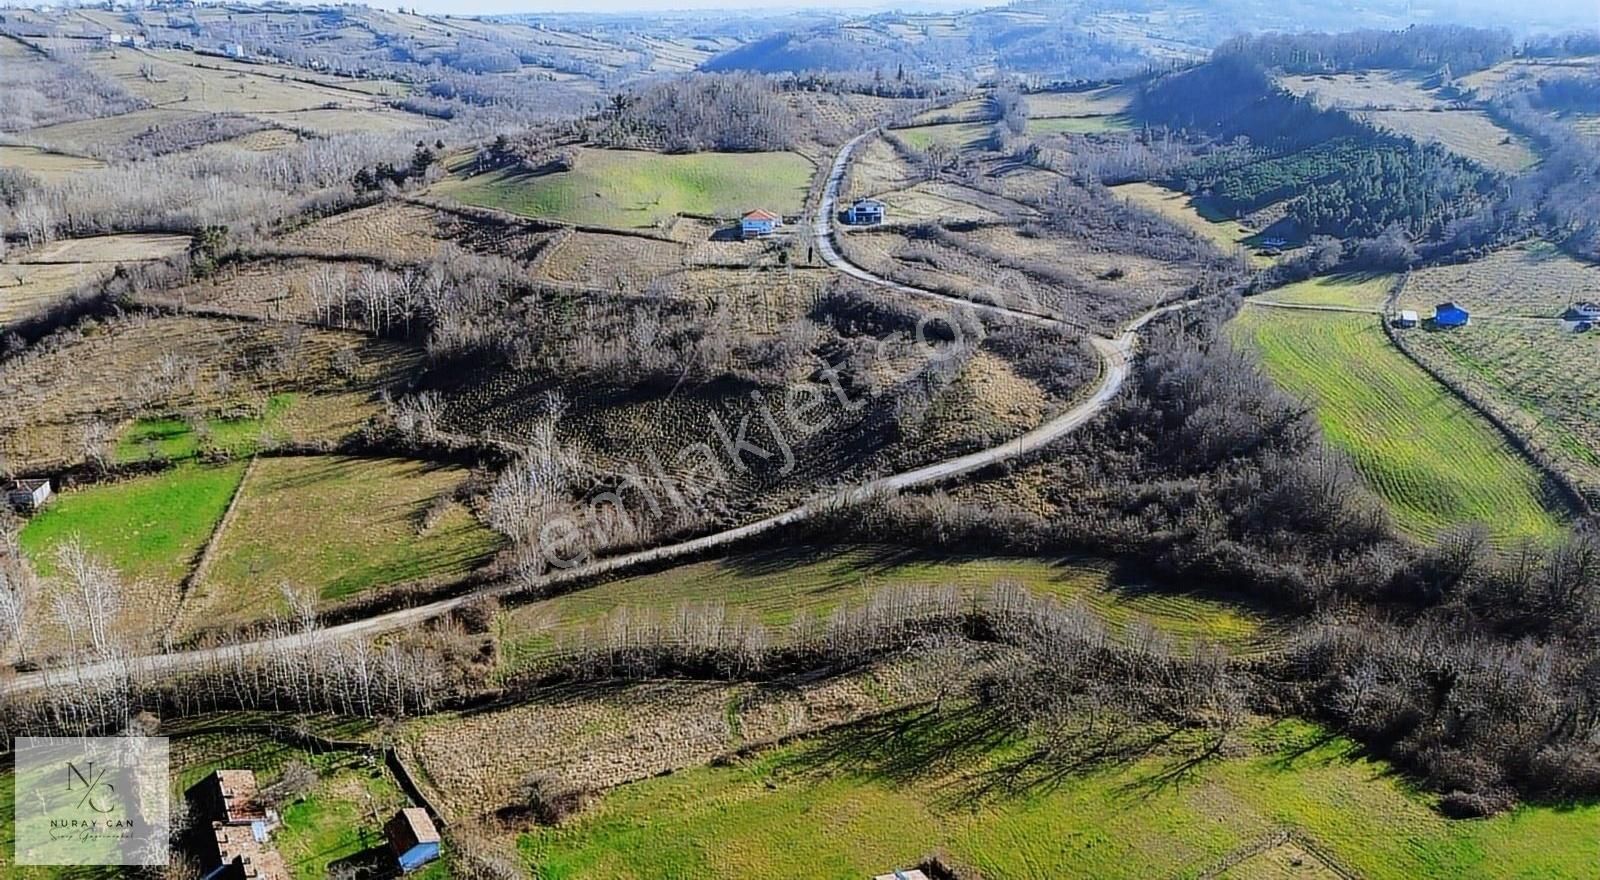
873, 871, 931, 880
1435, 301, 1468, 313
206, 770, 269, 824
1399, 310, 1419, 320
852, 198, 885, 208
385, 807, 441, 854
204, 824, 290, 880
742, 209, 780, 222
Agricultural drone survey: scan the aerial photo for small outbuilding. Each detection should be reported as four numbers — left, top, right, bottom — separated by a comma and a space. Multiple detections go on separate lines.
846, 197, 886, 226
1434, 301, 1471, 328
5, 479, 52, 513
1565, 301, 1600, 321
222, 42, 246, 59
1395, 309, 1419, 329
385, 807, 442, 873
740, 209, 782, 240
873, 871, 931, 880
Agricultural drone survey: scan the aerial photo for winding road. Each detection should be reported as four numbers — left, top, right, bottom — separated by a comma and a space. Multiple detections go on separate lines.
2, 132, 1195, 693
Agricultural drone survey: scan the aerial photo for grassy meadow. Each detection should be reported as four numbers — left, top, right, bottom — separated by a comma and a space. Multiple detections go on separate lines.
1357, 109, 1538, 172
497, 546, 1268, 674
891, 120, 997, 151
1257, 273, 1394, 309
522, 714, 1600, 880
187, 456, 501, 627
1232, 307, 1566, 542
1025, 114, 1132, 135
19, 462, 246, 585
439, 148, 814, 229
115, 393, 297, 463
1112, 181, 1277, 267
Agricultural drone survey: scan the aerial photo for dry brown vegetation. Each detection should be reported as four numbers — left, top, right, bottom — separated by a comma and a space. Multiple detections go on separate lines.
404, 653, 954, 821
0, 313, 416, 470
0, 233, 191, 325
1396, 242, 1600, 317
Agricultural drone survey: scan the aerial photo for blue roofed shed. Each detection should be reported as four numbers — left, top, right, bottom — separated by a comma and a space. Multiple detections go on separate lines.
386, 808, 441, 873
1434, 301, 1470, 328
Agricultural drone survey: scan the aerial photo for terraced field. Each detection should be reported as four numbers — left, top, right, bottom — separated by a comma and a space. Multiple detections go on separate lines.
1025, 84, 1135, 118
438, 148, 814, 230
521, 715, 1599, 879
497, 546, 1268, 673
1232, 308, 1566, 542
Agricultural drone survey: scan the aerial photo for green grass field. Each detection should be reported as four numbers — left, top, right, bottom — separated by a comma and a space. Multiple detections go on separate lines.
115, 393, 297, 464
521, 714, 1599, 879
187, 456, 502, 628
19, 462, 246, 585
1025, 114, 1132, 135
1258, 273, 1394, 309
439, 148, 814, 229
891, 121, 997, 152
497, 547, 1268, 674
1231, 308, 1566, 542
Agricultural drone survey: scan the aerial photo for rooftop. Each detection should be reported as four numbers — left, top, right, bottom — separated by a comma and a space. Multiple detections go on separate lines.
742, 209, 780, 221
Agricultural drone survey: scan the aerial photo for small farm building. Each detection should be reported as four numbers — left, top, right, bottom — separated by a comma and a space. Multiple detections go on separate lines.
1395, 310, 1419, 328
847, 198, 886, 225
874, 871, 931, 880
1566, 301, 1600, 321
6, 479, 52, 512
1434, 301, 1471, 328
223, 42, 246, 59
741, 209, 781, 239
386, 807, 442, 873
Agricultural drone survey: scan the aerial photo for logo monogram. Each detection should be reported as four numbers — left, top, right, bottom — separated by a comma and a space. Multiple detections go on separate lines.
65, 763, 116, 814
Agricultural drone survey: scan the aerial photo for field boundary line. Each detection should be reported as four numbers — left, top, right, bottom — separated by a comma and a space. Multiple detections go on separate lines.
163, 456, 257, 644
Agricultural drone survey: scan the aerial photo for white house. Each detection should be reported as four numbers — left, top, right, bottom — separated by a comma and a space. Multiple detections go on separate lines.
846, 197, 886, 226
1566, 301, 1600, 321
1395, 309, 1419, 328
222, 42, 246, 59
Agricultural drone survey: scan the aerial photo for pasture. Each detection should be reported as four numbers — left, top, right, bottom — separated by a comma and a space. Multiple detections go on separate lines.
497, 546, 1268, 674
186, 456, 501, 629
19, 463, 245, 587
1025, 84, 1135, 118
114, 393, 297, 464
0, 144, 104, 180
1025, 114, 1132, 135
1398, 242, 1600, 317
520, 714, 1600, 880
1111, 182, 1276, 266
438, 148, 814, 230
890, 120, 996, 152
1277, 71, 1446, 110
86, 47, 409, 115
1232, 307, 1566, 543
1356, 109, 1537, 172
1257, 273, 1394, 309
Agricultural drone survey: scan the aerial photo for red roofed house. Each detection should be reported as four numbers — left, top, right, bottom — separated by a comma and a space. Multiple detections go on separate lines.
741, 209, 782, 239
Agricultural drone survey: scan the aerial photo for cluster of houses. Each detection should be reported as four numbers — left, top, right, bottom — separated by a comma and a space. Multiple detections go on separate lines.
738, 197, 886, 240
186, 769, 441, 879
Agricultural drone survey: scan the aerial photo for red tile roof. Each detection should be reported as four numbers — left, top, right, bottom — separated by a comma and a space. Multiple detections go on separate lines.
742, 209, 780, 222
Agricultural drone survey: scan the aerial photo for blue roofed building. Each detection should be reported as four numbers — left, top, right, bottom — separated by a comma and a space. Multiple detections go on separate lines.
386, 808, 442, 873
1434, 301, 1470, 328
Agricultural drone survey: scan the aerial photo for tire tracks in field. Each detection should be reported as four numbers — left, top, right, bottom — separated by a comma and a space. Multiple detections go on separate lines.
1, 133, 1202, 693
